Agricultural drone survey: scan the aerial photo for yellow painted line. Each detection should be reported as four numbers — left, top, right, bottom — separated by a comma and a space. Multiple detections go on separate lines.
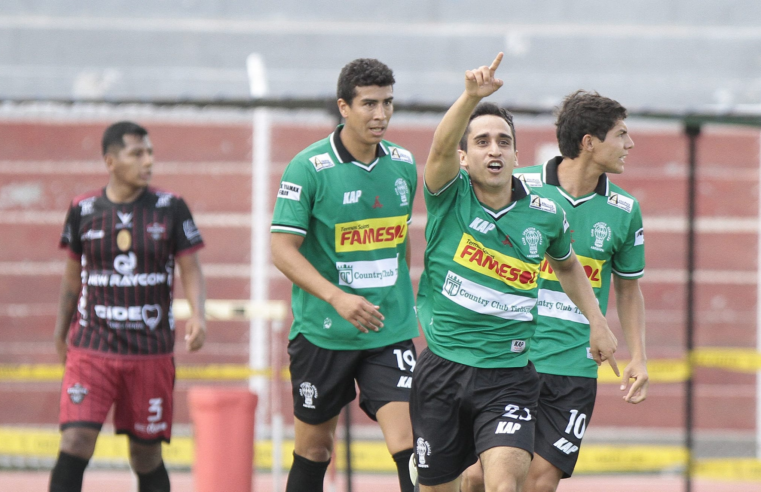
2, 427, 761, 479
692, 348, 761, 373
1, 350, 759, 382
695, 458, 761, 481
576, 445, 687, 473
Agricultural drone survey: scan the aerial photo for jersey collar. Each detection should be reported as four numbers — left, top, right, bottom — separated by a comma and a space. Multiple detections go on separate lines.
478, 175, 530, 220
330, 124, 388, 171
543, 156, 610, 207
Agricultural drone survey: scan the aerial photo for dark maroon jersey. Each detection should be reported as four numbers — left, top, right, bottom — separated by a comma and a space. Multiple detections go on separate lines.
59, 187, 204, 356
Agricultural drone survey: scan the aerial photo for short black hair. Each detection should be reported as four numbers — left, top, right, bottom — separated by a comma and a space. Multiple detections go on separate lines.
556, 91, 628, 159
460, 103, 517, 152
102, 121, 148, 156
336, 58, 395, 106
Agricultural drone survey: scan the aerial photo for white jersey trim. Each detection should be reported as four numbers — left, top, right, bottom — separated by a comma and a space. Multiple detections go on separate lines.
546, 245, 573, 261
270, 225, 307, 236
612, 268, 645, 278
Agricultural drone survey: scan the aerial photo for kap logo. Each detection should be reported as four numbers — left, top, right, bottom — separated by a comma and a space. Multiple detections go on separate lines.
495, 421, 522, 434
469, 217, 496, 235
343, 190, 362, 204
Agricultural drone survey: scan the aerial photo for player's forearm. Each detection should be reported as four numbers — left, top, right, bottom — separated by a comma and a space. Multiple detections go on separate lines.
549, 254, 606, 326
178, 254, 206, 319
53, 262, 81, 342
271, 238, 345, 305
425, 92, 481, 191
615, 278, 647, 361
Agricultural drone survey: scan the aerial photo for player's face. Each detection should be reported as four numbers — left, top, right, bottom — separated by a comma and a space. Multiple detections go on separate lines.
459, 114, 517, 192
107, 134, 154, 189
338, 85, 394, 148
591, 119, 634, 174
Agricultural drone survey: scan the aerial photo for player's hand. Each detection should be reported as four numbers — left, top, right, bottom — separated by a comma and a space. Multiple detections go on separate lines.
589, 321, 619, 376
621, 358, 649, 403
184, 315, 206, 352
54, 336, 67, 365
330, 291, 384, 333
465, 52, 504, 98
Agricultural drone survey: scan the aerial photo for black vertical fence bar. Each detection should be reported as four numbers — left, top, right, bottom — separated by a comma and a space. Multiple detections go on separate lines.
684, 123, 701, 492
344, 404, 353, 492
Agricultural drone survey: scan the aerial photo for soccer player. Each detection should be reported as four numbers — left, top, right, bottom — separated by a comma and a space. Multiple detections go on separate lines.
270, 58, 419, 492
516, 91, 648, 492
50, 121, 206, 492
411, 54, 618, 492
460, 92, 649, 492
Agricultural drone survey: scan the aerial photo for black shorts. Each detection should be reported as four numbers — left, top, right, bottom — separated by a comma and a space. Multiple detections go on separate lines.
287, 334, 417, 424
533, 373, 597, 478
410, 349, 539, 486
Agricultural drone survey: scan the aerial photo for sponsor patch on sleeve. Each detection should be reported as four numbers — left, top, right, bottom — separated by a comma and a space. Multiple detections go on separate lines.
516, 173, 543, 188
562, 210, 570, 232
607, 192, 634, 213
278, 181, 302, 201
634, 227, 645, 246
389, 146, 414, 164
310, 153, 335, 172
529, 195, 557, 214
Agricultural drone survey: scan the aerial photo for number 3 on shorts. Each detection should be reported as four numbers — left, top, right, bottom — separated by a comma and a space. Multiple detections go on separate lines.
148, 397, 164, 423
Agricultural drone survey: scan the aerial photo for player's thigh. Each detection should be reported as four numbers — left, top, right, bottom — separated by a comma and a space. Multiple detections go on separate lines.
472, 363, 540, 459
375, 401, 413, 454
410, 349, 478, 487
114, 356, 175, 443
355, 339, 416, 421
524, 454, 563, 492
480, 445, 532, 492
59, 350, 119, 431
533, 374, 596, 478
288, 334, 360, 425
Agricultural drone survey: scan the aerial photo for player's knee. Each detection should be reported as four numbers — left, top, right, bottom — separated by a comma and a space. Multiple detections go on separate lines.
522, 475, 558, 492
59, 428, 98, 459
129, 441, 163, 474
460, 464, 485, 492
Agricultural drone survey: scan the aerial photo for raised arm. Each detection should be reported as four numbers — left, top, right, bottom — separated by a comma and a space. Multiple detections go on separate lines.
177, 252, 207, 352
613, 276, 648, 403
271, 232, 384, 333
425, 53, 504, 193
546, 252, 620, 376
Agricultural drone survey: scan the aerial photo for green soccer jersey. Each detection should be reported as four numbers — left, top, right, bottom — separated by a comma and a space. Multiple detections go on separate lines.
271, 125, 419, 350
515, 157, 645, 378
417, 170, 573, 369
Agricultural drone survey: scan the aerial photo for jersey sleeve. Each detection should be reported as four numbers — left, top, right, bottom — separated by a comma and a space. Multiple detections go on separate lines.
612, 201, 645, 278
423, 169, 465, 219
545, 207, 573, 261
59, 202, 82, 258
173, 197, 205, 256
271, 158, 316, 236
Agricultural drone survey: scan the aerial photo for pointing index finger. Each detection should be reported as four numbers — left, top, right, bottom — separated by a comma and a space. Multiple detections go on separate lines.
489, 52, 504, 72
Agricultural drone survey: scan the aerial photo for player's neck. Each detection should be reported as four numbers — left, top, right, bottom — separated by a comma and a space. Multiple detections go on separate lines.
473, 183, 512, 211
106, 181, 146, 204
339, 131, 377, 164
557, 156, 602, 197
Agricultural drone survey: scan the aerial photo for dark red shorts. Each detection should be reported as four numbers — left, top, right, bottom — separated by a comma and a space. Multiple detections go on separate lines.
59, 349, 175, 443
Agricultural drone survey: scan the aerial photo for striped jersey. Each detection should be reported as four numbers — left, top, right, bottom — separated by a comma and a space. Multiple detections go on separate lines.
515, 157, 645, 377
59, 187, 204, 356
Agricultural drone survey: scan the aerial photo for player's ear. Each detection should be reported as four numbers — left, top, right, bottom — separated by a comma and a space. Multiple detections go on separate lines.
458, 149, 468, 168
581, 134, 595, 153
337, 98, 350, 119
103, 152, 115, 171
